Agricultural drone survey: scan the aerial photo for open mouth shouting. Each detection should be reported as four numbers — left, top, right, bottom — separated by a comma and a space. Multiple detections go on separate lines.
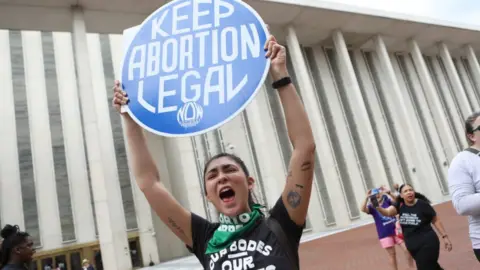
219, 186, 236, 205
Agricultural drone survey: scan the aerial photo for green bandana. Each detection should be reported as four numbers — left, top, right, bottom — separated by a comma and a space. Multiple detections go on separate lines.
206, 204, 264, 254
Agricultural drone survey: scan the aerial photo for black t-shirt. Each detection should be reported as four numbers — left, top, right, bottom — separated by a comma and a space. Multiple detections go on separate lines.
395, 199, 436, 245
187, 197, 303, 270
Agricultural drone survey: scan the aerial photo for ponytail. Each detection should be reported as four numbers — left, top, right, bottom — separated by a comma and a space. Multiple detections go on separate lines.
414, 192, 431, 204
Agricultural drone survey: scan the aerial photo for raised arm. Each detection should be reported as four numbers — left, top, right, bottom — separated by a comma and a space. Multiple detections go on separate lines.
360, 190, 372, 214
113, 82, 193, 247
376, 205, 397, 217
382, 187, 397, 203
265, 36, 316, 226
449, 157, 480, 216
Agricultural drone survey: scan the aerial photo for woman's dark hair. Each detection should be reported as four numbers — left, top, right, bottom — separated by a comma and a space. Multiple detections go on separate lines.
465, 111, 480, 146
0, 224, 30, 267
396, 184, 431, 205
203, 152, 257, 210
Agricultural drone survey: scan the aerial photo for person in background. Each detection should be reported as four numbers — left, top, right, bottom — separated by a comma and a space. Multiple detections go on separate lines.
376, 184, 452, 270
448, 111, 480, 262
392, 183, 401, 197
361, 187, 413, 270
0, 224, 35, 270
81, 259, 94, 270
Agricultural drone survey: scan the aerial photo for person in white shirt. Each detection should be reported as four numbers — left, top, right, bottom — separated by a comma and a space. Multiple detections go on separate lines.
448, 111, 480, 262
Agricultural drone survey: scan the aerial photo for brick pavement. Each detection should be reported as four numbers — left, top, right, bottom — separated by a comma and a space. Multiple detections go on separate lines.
148, 201, 476, 270
299, 202, 477, 270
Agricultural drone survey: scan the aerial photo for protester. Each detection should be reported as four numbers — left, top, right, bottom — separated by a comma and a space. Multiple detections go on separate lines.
448, 111, 480, 261
0, 224, 35, 270
376, 184, 452, 270
112, 34, 315, 270
361, 187, 414, 270
82, 259, 94, 270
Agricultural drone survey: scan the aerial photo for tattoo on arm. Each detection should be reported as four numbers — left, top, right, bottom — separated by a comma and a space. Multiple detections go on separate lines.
301, 161, 312, 171
287, 190, 302, 208
295, 184, 304, 189
168, 217, 185, 236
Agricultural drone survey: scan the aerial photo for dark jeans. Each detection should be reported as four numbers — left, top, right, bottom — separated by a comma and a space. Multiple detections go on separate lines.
474, 249, 480, 261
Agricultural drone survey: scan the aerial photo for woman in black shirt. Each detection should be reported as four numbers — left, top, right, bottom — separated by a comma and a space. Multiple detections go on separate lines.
0, 224, 35, 270
112, 34, 315, 270
377, 184, 452, 270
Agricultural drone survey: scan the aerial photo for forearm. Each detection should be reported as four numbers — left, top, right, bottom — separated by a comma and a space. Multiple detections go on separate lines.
433, 218, 448, 238
376, 206, 396, 217
360, 197, 369, 213
276, 77, 315, 150
123, 115, 160, 190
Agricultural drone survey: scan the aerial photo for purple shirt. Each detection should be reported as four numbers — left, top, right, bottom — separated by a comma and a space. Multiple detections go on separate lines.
368, 195, 397, 239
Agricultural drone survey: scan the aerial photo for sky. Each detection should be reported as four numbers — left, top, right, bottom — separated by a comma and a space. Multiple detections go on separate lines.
324, 0, 480, 26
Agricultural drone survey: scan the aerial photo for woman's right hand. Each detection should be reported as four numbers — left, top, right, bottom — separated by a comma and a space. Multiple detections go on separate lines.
112, 80, 129, 114
444, 237, 453, 252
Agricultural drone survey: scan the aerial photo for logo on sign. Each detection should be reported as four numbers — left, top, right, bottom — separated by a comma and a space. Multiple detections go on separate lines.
122, 0, 270, 137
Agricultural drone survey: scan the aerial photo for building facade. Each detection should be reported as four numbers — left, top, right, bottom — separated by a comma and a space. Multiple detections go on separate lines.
1, 0, 480, 269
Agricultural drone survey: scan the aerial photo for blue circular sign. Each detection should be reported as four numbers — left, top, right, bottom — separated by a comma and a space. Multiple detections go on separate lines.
122, 0, 270, 137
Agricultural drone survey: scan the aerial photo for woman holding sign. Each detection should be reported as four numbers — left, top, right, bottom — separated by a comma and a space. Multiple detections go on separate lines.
376, 184, 452, 270
112, 34, 315, 270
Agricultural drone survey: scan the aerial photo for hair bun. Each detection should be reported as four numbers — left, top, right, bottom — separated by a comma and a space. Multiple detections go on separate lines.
1, 224, 19, 239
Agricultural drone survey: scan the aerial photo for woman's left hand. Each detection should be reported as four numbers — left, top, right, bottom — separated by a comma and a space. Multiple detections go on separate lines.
443, 237, 453, 252
264, 35, 289, 81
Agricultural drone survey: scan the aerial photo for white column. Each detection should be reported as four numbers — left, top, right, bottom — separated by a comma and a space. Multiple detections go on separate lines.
244, 86, 287, 208
409, 39, 459, 159
72, 8, 132, 270
397, 52, 448, 195
429, 57, 465, 147
52, 32, 96, 243
373, 35, 438, 199
309, 46, 367, 220
285, 26, 350, 226
332, 31, 388, 190
465, 45, 480, 92
350, 50, 404, 188
455, 57, 480, 110
0, 30, 25, 229
160, 137, 204, 259
438, 42, 472, 117
192, 135, 219, 222
22, 31, 62, 249
109, 34, 160, 266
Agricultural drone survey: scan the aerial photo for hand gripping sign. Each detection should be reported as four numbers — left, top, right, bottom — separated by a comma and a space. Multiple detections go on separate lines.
121, 0, 270, 137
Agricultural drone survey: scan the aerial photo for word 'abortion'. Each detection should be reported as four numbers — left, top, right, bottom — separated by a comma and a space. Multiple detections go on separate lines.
128, 0, 262, 81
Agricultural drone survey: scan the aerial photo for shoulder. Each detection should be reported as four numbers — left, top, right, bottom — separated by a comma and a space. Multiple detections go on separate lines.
269, 197, 304, 242
187, 213, 219, 254
450, 151, 475, 170
416, 198, 435, 210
